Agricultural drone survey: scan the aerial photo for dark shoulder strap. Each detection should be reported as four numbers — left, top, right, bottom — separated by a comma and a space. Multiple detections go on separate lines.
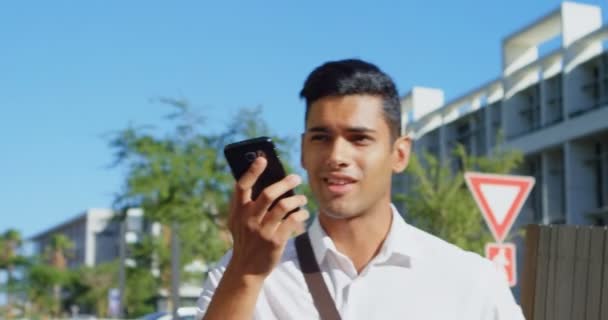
295, 233, 342, 320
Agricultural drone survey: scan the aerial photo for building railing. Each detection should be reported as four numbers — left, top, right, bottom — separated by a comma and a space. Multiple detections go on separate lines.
410, 25, 608, 143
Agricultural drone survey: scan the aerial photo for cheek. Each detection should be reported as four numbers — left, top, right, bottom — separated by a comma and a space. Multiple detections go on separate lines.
301, 153, 313, 171
302, 144, 328, 169
359, 151, 393, 177
301, 146, 311, 169
301, 152, 321, 183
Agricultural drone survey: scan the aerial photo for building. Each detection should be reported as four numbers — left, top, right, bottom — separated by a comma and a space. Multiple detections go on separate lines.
29, 208, 203, 311
30, 208, 122, 268
396, 1, 608, 297
399, 1, 608, 226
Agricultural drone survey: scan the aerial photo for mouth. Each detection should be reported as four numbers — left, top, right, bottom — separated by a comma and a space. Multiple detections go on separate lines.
322, 175, 357, 195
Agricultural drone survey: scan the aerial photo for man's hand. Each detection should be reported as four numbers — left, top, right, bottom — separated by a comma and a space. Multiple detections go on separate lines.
203, 156, 309, 320
227, 156, 309, 279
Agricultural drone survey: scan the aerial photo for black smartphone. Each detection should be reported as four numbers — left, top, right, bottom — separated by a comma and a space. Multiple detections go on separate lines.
224, 137, 296, 213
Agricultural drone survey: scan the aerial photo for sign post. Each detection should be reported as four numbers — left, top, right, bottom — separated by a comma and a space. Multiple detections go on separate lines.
465, 172, 535, 287
485, 243, 517, 287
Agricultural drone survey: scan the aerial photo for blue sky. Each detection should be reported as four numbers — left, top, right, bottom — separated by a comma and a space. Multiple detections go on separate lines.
1, 0, 606, 239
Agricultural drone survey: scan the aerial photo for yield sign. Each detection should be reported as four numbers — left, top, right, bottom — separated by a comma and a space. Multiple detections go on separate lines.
485, 242, 517, 287
464, 172, 535, 242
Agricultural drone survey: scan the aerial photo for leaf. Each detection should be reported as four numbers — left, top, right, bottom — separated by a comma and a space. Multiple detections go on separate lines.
398, 145, 522, 254
106, 99, 299, 315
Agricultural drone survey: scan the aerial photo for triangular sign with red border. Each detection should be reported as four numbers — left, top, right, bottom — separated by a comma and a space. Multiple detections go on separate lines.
464, 172, 535, 243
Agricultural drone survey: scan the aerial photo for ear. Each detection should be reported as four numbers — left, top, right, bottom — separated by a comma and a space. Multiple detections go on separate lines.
392, 135, 411, 173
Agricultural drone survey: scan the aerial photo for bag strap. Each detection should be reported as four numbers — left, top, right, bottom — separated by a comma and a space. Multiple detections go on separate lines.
295, 233, 342, 320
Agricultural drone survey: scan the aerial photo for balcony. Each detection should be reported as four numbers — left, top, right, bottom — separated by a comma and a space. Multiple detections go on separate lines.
569, 53, 608, 118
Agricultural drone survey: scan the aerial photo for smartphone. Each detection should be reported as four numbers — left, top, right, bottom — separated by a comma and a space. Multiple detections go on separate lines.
224, 136, 297, 214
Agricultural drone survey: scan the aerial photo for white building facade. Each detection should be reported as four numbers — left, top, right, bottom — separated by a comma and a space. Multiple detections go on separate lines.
396, 2, 608, 298
30, 208, 121, 268
399, 2, 608, 228
29, 208, 206, 310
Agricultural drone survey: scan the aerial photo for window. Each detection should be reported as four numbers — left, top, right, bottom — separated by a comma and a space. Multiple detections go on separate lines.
544, 75, 563, 126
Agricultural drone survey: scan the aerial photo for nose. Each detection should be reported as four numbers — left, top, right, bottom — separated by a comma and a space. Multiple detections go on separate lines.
326, 137, 351, 169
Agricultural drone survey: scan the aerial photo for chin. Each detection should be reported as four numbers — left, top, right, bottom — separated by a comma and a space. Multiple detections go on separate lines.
319, 202, 362, 220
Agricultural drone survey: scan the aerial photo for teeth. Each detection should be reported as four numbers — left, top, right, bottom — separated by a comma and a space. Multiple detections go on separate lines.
327, 178, 350, 185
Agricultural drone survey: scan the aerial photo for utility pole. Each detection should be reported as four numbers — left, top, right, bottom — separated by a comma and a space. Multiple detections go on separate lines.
171, 221, 181, 319
118, 214, 126, 318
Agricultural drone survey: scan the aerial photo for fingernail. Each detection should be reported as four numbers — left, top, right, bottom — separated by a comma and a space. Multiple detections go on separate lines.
297, 210, 310, 221
253, 157, 266, 167
289, 175, 301, 184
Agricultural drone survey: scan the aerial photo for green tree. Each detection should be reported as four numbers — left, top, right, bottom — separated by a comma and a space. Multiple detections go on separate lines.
110, 98, 232, 256
124, 266, 157, 316
397, 144, 523, 254
0, 229, 27, 318
110, 99, 232, 311
67, 262, 119, 317
45, 234, 74, 317
24, 261, 62, 317
21, 235, 74, 320
109, 100, 302, 313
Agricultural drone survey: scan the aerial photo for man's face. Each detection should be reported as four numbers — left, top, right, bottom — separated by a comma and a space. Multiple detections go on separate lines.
301, 94, 410, 220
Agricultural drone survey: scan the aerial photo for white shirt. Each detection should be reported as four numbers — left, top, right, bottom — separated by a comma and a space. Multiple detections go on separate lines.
197, 205, 525, 319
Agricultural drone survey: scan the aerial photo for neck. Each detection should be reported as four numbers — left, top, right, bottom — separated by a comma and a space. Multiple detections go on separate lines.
319, 202, 393, 273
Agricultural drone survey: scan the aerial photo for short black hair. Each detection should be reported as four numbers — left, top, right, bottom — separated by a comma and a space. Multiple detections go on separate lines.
299, 59, 401, 139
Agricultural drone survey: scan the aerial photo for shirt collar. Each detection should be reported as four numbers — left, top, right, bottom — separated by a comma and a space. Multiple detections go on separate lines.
307, 204, 421, 268
307, 213, 336, 265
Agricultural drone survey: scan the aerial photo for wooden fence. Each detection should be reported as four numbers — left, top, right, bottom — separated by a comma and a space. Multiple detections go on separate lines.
521, 224, 608, 320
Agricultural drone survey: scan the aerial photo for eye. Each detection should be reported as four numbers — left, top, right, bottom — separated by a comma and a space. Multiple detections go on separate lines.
310, 134, 330, 142
352, 134, 373, 144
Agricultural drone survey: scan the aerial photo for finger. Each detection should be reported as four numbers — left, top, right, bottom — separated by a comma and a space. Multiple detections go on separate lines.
253, 174, 302, 217
274, 209, 310, 243
234, 156, 267, 204
260, 195, 307, 233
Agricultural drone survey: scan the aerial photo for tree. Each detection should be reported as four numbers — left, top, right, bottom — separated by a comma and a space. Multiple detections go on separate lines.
109, 99, 302, 314
0, 229, 27, 318
110, 98, 231, 255
45, 234, 74, 317
67, 262, 119, 317
124, 266, 157, 316
23, 261, 62, 317
110, 99, 232, 312
20, 234, 73, 319
396, 144, 523, 254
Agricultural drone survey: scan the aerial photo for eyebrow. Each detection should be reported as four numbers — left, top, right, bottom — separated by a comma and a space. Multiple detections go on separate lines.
306, 126, 377, 134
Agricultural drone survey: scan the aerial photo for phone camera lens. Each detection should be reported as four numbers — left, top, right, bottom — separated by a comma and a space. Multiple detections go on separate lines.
245, 151, 257, 162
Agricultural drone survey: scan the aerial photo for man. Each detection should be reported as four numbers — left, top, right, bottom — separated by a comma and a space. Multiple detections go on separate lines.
197, 59, 524, 319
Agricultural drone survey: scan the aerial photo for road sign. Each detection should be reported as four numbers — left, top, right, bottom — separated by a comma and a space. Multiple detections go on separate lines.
464, 172, 535, 242
485, 242, 517, 287
107, 288, 121, 317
